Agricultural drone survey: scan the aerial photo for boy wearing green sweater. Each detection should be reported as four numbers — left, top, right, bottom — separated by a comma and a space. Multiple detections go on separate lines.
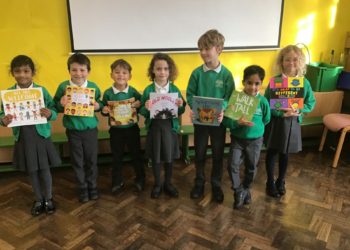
54, 53, 103, 203
186, 29, 235, 203
223, 65, 270, 209
101, 59, 145, 193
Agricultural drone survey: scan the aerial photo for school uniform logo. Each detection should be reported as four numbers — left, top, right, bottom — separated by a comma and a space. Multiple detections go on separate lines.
215, 80, 224, 88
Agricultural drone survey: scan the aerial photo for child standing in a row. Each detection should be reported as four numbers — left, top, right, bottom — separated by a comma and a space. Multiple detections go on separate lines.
140, 53, 186, 199
101, 59, 145, 193
264, 45, 316, 197
54, 53, 103, 203
223, 65, 270, 209
186, 29, 235, 203
0, 55, 61, 216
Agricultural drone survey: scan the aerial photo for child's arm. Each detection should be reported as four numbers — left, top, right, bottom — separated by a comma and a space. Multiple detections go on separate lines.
42, 87, 57, 121
101, 90, 111, 116
0, 114, 13, 127
132, 88, 142, 109
223, 73, 235, 109
222, 116, 239, 130
0, 94, 12, 126
139, 88, 150, 118
176, 87, 186, 115
300, 79, 316, 114
93, 85, 103, 112
186, 73, 198, 110
53, 84, 66, 113
261, 96, 271, 125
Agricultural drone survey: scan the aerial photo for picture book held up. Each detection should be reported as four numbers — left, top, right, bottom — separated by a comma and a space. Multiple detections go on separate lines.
269, 77, 304, 110
64, 86, 95, 117
192, 96, 223, 126
107, 97, 137, 126
150, 93, 178, 119
1, 88, 47, 127
224, 91, 259, 121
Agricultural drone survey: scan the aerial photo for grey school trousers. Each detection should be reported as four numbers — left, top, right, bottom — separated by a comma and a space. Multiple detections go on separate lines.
66, 128, 98, 190
227, 135, 263, 190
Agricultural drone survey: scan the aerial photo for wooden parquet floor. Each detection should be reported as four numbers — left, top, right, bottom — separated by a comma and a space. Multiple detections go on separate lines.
1, 147, 350, 250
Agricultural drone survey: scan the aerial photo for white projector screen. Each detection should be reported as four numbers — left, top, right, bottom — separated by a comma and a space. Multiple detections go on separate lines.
67, 0, 284, 53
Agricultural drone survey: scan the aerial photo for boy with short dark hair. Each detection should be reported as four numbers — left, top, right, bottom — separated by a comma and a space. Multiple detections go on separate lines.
54, 53, 102, 203
101, 59, 145, 193
186, 29, 235, 203
223, 65, 270, 209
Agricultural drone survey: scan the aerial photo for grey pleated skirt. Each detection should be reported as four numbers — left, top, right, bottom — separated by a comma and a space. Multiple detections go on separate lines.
146, 119, 180, 163
13, 126, 62, 173
264, 116, 302, 154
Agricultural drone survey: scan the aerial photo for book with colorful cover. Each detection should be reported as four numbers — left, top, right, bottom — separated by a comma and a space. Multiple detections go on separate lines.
269, 77, 304, 110
0, 88, 47, 127
192, 96, 223, 126
108, 97, 137, 126
64, 86, 95, 117
224, 91, 260, 121
150, 93, 178, 119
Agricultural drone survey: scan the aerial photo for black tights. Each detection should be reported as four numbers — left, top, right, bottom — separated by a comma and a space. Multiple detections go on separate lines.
265, 148, 288, 185
28, 168, 52, 201
152, 162, 173, 187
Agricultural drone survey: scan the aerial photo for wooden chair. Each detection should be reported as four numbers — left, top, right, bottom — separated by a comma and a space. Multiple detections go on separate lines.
319, 113, 350, 168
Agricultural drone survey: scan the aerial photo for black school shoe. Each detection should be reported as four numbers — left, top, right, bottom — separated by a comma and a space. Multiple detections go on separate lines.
150, 185, 162, 199
265, 183, 281, 198
112, 182, 125, 194
244, 189, 251, 205
275, 179, 286, 196
163, 183, 179, 198
79, 189, 89, 203
233, 189, 247, 209
89, 188, 99, 200
190, 184, 204, 199
212, 186, 224, 203
44, 199, 56, 214
31, 200, 44, 216
134, 179, 145, 192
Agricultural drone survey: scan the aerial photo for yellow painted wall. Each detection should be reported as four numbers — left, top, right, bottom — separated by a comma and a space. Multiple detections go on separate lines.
0, 0, 349, 94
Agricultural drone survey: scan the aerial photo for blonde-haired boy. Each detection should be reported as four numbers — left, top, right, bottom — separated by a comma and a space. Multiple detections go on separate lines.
186, 29, 235, 203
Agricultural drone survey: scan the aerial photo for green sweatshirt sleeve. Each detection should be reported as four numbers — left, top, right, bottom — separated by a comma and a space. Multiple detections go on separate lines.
53, 83, 66, 113
300, 79, 316, 114
261, 96, 271, 125
173, 85, 186, 115
223, 73, 235, 109
94, 86, 103, 112
42, 87, 57, 121
140, 86, 151, 118
222, 116, 239, 130
186, 72, 198, 109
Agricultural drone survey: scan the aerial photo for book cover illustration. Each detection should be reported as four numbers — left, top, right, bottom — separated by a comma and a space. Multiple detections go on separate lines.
150, 93, 178, 119
108, 97, 137, 126
269, 77, 304, 110
0, 88, 47, 127
64, 86, 95, 117
224, 91, 260, 122
192, 96, 223, 126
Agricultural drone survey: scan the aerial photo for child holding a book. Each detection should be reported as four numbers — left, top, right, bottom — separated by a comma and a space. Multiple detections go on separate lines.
54, 53, 103, 203
186, 29, 235, 203
223, 65, 270, 209
140, 53, 186, 199
101, 59, 145, 193
0, 55, 61, 216
264, 45, 315, 198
